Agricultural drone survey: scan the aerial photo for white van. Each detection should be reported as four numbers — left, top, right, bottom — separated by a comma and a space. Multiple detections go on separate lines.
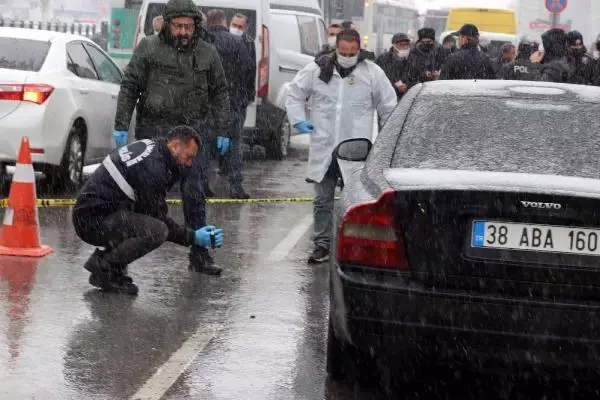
133, 0, 326, 159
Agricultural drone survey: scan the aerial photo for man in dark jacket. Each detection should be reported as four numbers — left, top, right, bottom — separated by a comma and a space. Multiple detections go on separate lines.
494, 43, 516, 76
72, 127, 225, 295
405, 28, 441, 88
532, 28, 570, 83
206, 9, 254, 199
501, 40, 540, 81
112, 0, 230, 273
375, 33, 410, 100
229, 12, 256, 92
439, 24, 496, 80
565, 30, 594, 85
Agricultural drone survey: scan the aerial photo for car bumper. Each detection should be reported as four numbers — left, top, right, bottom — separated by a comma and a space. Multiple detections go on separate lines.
0, 106, 65, 167
333, 263, 600, 373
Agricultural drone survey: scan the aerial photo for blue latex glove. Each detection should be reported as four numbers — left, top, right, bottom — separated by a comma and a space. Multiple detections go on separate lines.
195, 225, 223, 248
294, 121, 313, 134
113, 130, 128, 148
216, 136, 231, 156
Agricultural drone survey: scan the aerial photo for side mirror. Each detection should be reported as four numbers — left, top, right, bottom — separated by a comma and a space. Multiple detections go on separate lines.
334, 138, 372, 162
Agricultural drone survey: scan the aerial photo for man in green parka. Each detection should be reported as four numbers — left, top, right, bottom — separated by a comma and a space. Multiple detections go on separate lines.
112, 0, 231, 275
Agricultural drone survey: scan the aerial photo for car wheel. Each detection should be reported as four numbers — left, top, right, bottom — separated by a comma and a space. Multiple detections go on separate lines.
48, 124, 85, 192
266, 113, 291, 160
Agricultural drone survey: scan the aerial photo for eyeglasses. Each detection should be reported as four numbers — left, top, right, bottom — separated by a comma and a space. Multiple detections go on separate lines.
171, 22, 195, 32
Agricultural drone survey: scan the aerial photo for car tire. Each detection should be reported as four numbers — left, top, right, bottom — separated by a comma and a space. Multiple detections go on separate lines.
266, 113, 291, 161
48, 124, 86, 192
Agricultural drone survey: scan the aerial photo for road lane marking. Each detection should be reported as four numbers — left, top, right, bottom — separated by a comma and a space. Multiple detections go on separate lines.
130, 323, 222, 400
268, 213, 313, 261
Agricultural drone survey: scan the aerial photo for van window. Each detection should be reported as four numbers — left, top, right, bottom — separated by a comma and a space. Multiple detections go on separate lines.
269, 13, 301, 53
297, 15, 320, 56
144, 3, 257, 39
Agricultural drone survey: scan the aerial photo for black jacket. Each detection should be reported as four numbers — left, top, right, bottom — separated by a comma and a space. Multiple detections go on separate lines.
502, 58, 540, 81
375, 48, 409, 99
405, 44, 442, 88
74, 138, 195, 247
439, 43, 496, 80
567, 50, 595, 85
206, 26, 255, 109
242, 32, 257, 99
538, 56, 570, 83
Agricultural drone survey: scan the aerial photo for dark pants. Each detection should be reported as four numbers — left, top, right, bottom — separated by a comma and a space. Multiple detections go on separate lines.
73, 210, 169, 266
219, 107, 246, 188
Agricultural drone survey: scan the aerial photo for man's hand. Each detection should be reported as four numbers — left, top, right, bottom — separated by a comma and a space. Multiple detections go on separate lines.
113, 130, 128, 148
530, 51, 543, 64
395, 81, 408, 93
216, 136, 231, 156
294, 121, 313, 134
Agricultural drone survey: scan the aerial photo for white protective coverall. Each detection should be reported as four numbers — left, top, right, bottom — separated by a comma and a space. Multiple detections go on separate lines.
285, 58, 397, 183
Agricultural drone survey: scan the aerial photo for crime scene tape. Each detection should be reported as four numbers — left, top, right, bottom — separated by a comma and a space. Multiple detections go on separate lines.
0, 197, 338, 208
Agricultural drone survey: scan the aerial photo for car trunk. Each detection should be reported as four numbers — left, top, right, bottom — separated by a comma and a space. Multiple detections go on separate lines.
0, 69, 30, 120
385, 168, 600, 302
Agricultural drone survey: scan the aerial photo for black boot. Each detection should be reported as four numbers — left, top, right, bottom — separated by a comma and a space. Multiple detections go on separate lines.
189, 248, 223, 276
84, 249, 139, 295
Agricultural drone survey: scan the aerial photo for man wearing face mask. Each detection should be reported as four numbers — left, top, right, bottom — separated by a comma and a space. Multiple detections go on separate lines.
206, 9, 254, 199
375, 33, 411, 100
152, 15, 164, 35
285, 29, 397, 264
405, 28, 442, 89
316, 24, 342, 58
229, 13, 256, 81
439, 24, 496, 80
72, 127, 224, 295
565, 31, 594, 85
113, 0, 231, 275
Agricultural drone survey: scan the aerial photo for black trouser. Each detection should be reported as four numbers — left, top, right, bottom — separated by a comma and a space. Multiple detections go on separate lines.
73, 210, 169, 266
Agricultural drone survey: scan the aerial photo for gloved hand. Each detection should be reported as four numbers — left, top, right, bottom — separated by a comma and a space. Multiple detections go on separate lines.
294, 121, 313, 134
195, 225, 223, 248
112, 130, 128, 148
216, 136, 231, 156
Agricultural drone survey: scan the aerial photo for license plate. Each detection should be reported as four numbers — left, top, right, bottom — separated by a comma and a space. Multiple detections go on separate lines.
471, 221, 600, 256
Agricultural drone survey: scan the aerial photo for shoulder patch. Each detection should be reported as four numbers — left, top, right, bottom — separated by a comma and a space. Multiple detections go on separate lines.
119, 139, 156, 167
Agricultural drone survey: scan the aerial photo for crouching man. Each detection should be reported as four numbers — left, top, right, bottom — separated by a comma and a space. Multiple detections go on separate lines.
72, 126, 224, 295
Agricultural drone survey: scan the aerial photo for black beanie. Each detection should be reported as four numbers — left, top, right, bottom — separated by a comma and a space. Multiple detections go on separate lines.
418, 28, 436, 41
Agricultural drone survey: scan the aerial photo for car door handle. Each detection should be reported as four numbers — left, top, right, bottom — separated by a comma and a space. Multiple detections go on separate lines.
79, 87, 90, 95
279, 65, 300, 74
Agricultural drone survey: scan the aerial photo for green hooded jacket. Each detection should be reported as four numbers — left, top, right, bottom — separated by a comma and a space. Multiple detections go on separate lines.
114, 0, 230, 138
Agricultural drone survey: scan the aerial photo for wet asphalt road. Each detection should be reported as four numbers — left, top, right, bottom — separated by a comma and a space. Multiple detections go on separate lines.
2, 141, 600, 399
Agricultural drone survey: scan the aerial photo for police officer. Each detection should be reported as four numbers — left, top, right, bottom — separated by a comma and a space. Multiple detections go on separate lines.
531, 28, 570, 83
72, 127, 225, 295
566, 30, 594, 85
439, 24, 496, 80
501, 41, 539, 81
375, 33, 410, 100
206, 9, 254, 199
112, 0, 231, 273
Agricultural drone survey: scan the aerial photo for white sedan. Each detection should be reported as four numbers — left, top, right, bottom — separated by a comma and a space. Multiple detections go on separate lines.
0, 27, 123, 190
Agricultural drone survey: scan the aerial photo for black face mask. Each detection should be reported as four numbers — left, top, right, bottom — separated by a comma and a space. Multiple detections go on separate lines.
569, 47, 586, 58
418, 42, 434, 52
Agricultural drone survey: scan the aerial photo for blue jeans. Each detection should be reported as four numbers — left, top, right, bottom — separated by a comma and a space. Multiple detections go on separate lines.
312, 163, 337, 251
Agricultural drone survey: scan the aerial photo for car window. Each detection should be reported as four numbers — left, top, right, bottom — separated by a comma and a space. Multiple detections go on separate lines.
317, 18, 327, 47
391, 95, 600, 180
297, 15, 320, 56
0, 38, 50, 72
144, 3, 257, 38
67, 42, 98, 80
269, 13, 301, 53
83, 43, 122, 84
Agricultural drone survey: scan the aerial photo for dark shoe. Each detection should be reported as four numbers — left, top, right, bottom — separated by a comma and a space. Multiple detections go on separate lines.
89, 273, 139, 295
229, 187, 250, 199
189, 251, 223, 276
308, 246, 330, 264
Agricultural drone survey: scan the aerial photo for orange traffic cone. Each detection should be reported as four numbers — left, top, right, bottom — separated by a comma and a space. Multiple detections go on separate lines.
0, 137, 52, 257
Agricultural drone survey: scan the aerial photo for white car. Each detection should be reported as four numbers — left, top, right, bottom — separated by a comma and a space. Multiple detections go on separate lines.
0, 27, 123, 190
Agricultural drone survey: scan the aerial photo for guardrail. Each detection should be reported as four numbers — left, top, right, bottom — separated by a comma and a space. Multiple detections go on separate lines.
0, 20, 109, 50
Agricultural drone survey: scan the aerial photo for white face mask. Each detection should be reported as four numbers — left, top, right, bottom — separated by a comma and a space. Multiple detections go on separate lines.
395, 48, 409, 58
327, 36, 336, 47
229, 27, 243, 37
337, 53, 358, 68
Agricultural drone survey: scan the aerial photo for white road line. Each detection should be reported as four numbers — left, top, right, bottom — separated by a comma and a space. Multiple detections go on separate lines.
130, 323, 222, 400
130, 213, 311, 400
267, 213, 313, 261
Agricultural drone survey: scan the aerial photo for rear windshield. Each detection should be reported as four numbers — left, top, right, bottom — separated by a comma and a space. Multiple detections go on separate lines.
0, 38, 50, 72
145, 3, 257, 39
391, 95, 600, 180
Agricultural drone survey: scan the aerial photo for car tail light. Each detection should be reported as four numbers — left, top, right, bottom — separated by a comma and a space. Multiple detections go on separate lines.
257, 24, 269, 98
336, 189, 408, 269
0, 84, 54, 105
